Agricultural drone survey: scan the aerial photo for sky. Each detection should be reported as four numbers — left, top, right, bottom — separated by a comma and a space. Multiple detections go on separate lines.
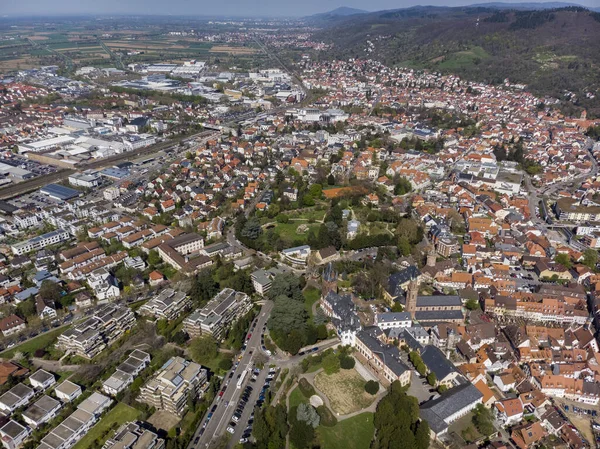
2, 0, 599, 17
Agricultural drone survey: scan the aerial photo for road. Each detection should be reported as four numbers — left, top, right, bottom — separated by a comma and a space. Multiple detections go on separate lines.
190, 301, 273, 449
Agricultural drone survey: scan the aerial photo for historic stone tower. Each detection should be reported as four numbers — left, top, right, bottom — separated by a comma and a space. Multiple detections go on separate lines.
406, 278, 419, 320
426, 245, 437, 268
322, 262, 338, 296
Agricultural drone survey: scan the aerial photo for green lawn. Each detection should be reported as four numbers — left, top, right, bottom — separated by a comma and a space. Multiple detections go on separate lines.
198, 352, 233, 376
72, 403, 141, 449
288, 386, 308, 410
0, 327, 67, 359
303, 287, 321, 320
272, 222, 320, 244
317, 413, 374, 449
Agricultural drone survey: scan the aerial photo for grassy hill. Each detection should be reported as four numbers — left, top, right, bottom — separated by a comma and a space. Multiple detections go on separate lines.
313, 6, 600, 117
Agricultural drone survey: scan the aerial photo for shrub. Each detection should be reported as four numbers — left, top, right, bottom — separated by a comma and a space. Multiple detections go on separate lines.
365, 380, 379, 395
339, 355, 355, 370
316, 405, 337, 427
299, 378, 316, 398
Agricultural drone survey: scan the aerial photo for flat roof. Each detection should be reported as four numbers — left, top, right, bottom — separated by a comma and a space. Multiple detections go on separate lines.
40, 183, 81, 200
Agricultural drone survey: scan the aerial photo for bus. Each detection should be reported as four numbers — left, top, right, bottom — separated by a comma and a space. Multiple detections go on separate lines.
237, 369, 249, 389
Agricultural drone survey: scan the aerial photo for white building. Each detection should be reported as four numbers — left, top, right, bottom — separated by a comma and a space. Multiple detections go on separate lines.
11, 229, 70, 256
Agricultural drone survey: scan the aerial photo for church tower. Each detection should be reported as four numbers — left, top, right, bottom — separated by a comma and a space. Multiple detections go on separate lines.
322, 262, 338, 296
426, 245, 437, 268
406, 278, 419, 320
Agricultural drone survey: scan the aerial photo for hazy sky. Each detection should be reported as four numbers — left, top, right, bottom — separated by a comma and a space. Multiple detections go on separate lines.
2, 0, 599, 17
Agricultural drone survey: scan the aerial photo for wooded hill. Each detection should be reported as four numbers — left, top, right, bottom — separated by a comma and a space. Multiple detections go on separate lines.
312, 6, 600, 116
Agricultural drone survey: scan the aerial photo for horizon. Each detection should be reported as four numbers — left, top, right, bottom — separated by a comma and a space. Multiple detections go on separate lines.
2, 0, 600, 19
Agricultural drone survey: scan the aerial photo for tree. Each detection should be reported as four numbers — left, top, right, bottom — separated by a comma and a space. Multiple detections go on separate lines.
308, 184, 323, 198
365, 380, 379, 395
465, 298, 480, 310
472, 403, 494, 436
189, 335, 218, 364
16, 300, 35, 319
414, 420, 431, 449
219, 358, 233, 371
148, 250, 161, 267
340, 355, 355, 369
427, 372, 437, 386
39, 281, 61, 303
322, 352, 341, 374
416, 362, 427, 377
297, 403, 320, 428
555, 253, 572, 269
394, 177, 412, 196
268, 273, 303, 301
241, 218, 262, 240
327, 174, 335, 185
189, 269, 218, 305
583, 249, 598, 270
289, 418, 315, 449
397, 237, 411, 256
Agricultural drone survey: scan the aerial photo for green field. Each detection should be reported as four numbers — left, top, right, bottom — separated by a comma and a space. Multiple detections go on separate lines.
435, 46, 490, 70
288, 386, 308, 409
0, 327, 66, 359
72, 403, 141, 449
303, 287, 321, 320
317, 413, 374, 449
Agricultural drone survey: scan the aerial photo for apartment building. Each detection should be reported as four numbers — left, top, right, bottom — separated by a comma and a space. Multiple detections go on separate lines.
56, 304, 135, 359
38, 392, 112, 449
138, 357, 207, 417
102, 350, 150, 396
11, 229, 70, 256
484, 296, 588, 325
54, 381, 82, 403
0, 383, 34, 414
138, 289, 190, 320
29, 369, 56, 390
250, 267, 286, 296
183, 289, 252, 341
0, 420, 31, 449
102, 422, 165, 449
22, 395, 62, 428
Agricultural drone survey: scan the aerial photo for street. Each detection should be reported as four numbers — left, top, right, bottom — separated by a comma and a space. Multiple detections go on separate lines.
189, 300, 273, 449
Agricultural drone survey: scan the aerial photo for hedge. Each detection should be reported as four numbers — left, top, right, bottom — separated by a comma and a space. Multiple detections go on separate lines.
299, 378, 316, 398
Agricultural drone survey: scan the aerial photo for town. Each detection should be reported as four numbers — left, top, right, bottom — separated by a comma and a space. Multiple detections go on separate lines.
0, 11, 599, 449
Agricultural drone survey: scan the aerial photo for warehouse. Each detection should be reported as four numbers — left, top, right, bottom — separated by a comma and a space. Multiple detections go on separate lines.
39, 184, 82, 201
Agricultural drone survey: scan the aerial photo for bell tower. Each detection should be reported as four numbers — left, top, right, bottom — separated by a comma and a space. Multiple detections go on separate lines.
406, 278, 419, 320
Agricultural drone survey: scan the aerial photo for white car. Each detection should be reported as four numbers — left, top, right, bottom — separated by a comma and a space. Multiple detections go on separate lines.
227, 427, 235, 434
240, 438, 248, 444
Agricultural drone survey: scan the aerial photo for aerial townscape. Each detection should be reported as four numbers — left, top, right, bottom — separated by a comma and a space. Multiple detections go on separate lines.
1, 2, 600, 449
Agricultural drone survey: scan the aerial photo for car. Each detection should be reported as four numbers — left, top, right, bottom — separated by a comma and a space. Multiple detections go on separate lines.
228, 372, 234, 379
211, 404, 217, 413
239, 438, 248, 444
227, 426, 235, 434
298, 351, 305, 356
248, 418, 254, 425
194, 436, 200, 444
232, 415, 241, 422
250, 377, 256, 383
207, 412, 213, 419
247, 333, 252, 340
218, 391, 224, 398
